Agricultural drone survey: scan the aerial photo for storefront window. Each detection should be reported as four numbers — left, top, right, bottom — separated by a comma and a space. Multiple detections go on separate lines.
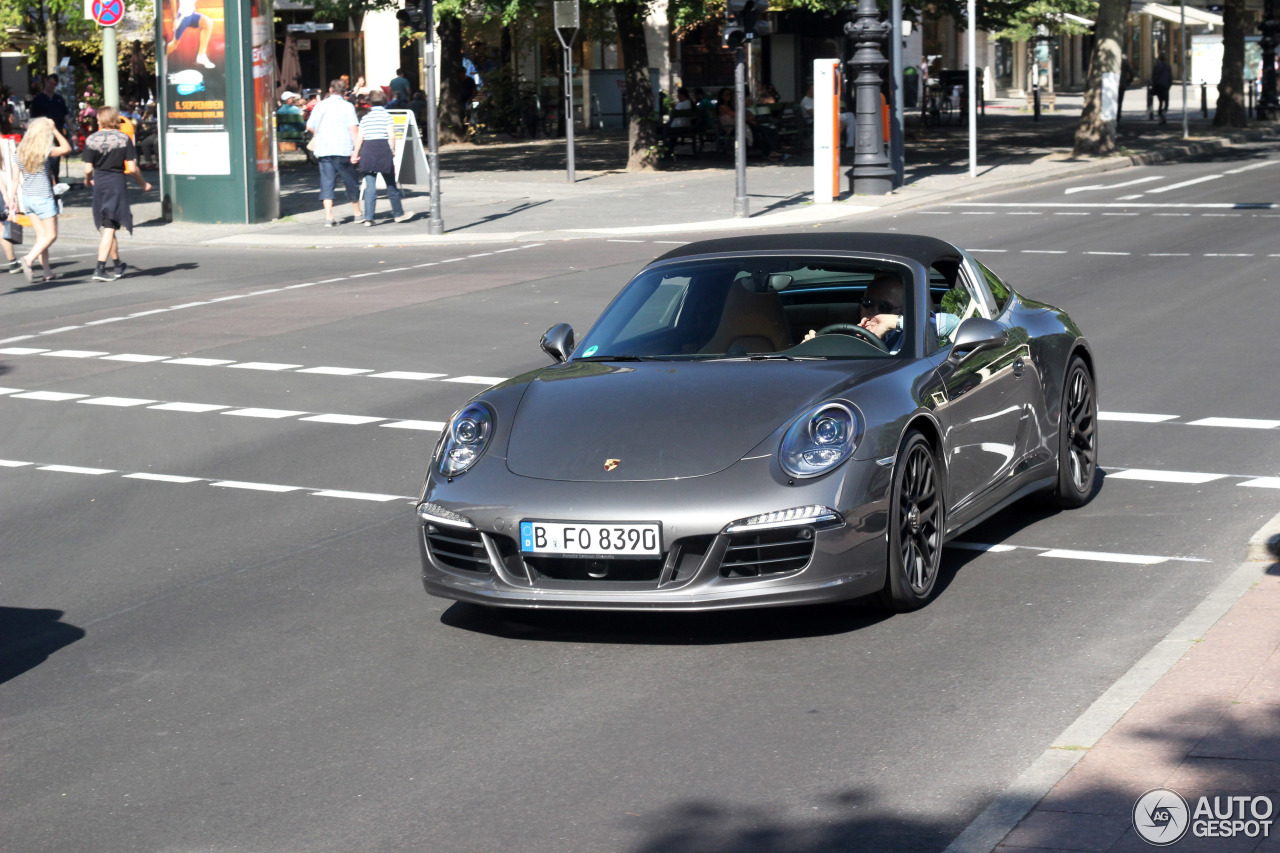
995, 38, 1014, 88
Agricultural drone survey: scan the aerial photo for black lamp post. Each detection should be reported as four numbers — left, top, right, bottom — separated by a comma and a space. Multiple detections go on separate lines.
1260, 0, 1279, 120
845, 0, 894, 195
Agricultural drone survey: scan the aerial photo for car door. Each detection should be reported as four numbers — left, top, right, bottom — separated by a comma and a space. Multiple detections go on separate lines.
933, 255, 1036, 516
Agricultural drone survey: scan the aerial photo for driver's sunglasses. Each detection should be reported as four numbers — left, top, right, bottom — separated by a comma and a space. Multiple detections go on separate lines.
861, 297, 902, 314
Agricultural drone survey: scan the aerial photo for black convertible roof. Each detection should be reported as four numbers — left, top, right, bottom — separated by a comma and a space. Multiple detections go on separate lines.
650, 232, 962, 267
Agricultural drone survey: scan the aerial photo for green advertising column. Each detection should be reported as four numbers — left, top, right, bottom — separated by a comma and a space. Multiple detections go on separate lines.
157, 0, 279, 222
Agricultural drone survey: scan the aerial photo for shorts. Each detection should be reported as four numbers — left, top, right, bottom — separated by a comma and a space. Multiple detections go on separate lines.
174, 12, 203, 41
317, 155, 358, 202
24, 196, 58, 220
101, 217, 122, 230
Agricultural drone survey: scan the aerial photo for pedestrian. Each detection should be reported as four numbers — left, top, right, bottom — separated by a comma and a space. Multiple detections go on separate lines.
82, 106, 151, 281
390, 68, 412, 104
0, 140, 20, 274
1151, 54, 1173, 124
28, 74, 70, 174
352, 89, 410, 226
306, 78, 362, 227
15, 116, 71, 283
1117, 55, 1134, 123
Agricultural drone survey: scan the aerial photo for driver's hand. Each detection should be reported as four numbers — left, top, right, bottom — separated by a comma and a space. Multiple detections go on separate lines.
803, 329, 816, 342
859, 314, 896, 339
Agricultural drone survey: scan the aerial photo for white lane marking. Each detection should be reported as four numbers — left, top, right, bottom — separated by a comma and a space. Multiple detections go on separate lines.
1142, 174, 1226, 194
78, 397, 158, 407
38, 464, 114, 475
1224, 160, 1280, 174
919, 211, 952, 215
1108, 468, 1227, 484
1007, 211, 1042, 215
300, 414, 386, 425
1202, 214, 1242, 218
350, 272, 380, 278
0, 335, 37, 343
310, 490, 405, 502
962, 211, 996, 215
83, 317, 128, 326
148, 402, 230, 412
3, 457, 417, 502
467, 253, 492, 258
123, 473, 203, 483
1098, 411, 1178, 423
444, 376, 504, 385
209, 294, 249, 302
382, 268, 409, 273
0, 387, 21, 394
227, 362, 304, 371
1102, 212, 1140, 216
380, 420, 446, 431
283, 282, 316, 289
222, 408, 309, 419
947, 542, 1018, 553
210, 481, 300, 493
608, 238, 647, 241
953, 202, 1276, 210
1188, 416, 1280, 429
1084, 251, 1130, 256
11, 391, 90, 401
1064, 176, 1163, 195
0, 347, 50, 355
128, 309, 170, 318
1240, 478, 1280, 489
40, 326, 83, 334
101, 354, 169, 363
1149, 253, 1190, 256
296, 366, 374, 375
368, 371, 446, 380
1021, 250, 1067, 254
1152, 213, 1192, 217
968, 249, 1008, 253
165, 357, 236, 366
1039, 549, 1170, 565
169, 301, 210, 309
1053, 212, 1091, 216
248, 288, 283, 295
1203, 253, 1254, 257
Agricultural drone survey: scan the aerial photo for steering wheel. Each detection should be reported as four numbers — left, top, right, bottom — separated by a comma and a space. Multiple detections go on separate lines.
816, 322, 889, 352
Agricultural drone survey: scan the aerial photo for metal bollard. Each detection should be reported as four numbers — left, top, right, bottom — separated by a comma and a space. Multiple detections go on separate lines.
1033, 85, 1041, 121
1201, 81, 1208, 117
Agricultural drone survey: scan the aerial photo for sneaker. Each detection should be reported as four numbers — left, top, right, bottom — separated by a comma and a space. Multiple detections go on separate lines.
196, 54, 215, 69
0, 260, 17, 273
363, 219, 373, 227
93, 267, 118, 282
113, 262, 129, 278
394, 213, 413, 223
325, 219, 337, 227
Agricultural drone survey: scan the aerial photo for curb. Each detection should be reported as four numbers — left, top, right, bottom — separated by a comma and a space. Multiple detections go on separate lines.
942, 508, 1280, 853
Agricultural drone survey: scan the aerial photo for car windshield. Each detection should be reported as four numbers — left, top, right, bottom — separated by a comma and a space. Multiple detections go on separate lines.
574, 256, 917, 360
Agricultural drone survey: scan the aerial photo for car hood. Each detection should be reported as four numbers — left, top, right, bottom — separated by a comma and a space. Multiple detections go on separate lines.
504, 360, 887, 482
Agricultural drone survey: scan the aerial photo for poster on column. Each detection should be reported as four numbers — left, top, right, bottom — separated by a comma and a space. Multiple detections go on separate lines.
161, 0, 230, 174
251, 0, 277, 173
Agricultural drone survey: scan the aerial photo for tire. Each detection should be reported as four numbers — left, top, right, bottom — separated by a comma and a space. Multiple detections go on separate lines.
1053, 357, 1098, 508
879, 430, 945, 612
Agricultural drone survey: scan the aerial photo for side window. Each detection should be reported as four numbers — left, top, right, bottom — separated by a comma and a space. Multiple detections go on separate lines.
978, 262, 1012, 314
930, 261, 979, 349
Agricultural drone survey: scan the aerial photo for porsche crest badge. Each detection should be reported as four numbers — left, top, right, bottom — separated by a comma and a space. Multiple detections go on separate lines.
604, 459, 621, 472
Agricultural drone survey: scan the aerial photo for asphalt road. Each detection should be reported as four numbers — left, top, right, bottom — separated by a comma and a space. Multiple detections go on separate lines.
3, 146, 1279, 853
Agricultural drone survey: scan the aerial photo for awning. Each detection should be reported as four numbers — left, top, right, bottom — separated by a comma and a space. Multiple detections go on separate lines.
1131, 2, 1223, 27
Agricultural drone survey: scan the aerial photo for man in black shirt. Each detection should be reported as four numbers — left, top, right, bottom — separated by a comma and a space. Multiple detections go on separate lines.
30, 74, 71, 174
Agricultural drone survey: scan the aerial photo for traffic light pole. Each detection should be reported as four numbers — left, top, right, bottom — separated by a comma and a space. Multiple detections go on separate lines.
423, 0, 444, 234
734, 46, 748, 217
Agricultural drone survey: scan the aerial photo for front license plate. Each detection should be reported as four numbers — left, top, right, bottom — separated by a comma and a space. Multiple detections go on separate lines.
520, 521, 662, 557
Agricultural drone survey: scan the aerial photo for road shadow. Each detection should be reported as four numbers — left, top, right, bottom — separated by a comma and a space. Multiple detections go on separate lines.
0, 607, 86, 684
118, 262, 200, 278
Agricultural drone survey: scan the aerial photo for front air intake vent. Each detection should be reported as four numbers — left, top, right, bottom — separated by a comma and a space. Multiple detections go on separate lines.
425, 525, 490, 572
719, 527, 816, 578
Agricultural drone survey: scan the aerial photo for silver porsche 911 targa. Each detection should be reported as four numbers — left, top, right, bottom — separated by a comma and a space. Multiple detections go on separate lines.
416, 233, 1097, 612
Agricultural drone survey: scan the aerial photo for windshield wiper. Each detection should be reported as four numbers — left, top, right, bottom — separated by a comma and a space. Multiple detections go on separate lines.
575, 355, 670, 362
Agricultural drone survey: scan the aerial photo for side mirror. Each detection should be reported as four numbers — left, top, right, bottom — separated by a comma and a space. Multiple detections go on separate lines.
540, 323, 575, 364
949, 317, 1007, 360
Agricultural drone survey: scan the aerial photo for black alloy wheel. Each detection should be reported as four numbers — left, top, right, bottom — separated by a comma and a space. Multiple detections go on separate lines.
880, 430, 944, 612
1054, 357, 1098, 508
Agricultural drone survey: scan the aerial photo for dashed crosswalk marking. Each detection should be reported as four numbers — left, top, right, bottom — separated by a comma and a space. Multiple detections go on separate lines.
0, 347, 506, 387
1098, 411, 1178, 423
0, 457, 415, 502
949, 541, 1208, 565
1107, 468, 1227, 484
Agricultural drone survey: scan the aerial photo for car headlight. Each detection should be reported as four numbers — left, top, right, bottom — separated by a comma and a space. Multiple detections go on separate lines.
437, 402, 494, 477
779, 402, 860, 478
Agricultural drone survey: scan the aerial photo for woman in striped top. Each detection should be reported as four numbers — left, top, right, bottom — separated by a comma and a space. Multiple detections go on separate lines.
16, 117, 72, 282
351, 89, 409, 226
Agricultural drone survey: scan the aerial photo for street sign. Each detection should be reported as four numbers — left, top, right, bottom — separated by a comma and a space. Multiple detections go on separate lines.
286, 22, 334, 33
91, 0, 124, 27
553, 1, 579, 31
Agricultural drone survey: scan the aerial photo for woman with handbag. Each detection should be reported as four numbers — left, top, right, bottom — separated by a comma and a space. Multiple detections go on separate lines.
351, 89, 410, 226
16, 117, 72, 283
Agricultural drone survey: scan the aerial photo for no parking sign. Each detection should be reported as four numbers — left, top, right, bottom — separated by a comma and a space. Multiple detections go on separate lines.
91, 0, 124, 27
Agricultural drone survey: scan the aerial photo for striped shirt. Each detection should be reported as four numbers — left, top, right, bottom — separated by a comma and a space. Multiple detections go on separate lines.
19, 158, 55, 203
306, 95, 358, 157
358, 107, 394, 141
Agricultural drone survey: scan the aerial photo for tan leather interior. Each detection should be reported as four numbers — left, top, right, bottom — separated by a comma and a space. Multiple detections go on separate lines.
701, 282, 793, 353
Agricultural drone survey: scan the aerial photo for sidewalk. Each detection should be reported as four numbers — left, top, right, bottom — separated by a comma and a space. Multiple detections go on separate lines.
950, 518, 1280, 853
47, 93, 1280, 248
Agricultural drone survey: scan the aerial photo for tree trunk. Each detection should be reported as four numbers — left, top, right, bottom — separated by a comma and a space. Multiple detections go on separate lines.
1214, 0, 1247, 127
45, 2, 57, 75
350, 12, 365, 82
615, 1, 662, 172
1073, 0, 1127, 156
437, 14, 467, 143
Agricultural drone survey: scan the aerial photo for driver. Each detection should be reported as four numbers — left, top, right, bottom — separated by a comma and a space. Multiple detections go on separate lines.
804, 271, 960, 351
